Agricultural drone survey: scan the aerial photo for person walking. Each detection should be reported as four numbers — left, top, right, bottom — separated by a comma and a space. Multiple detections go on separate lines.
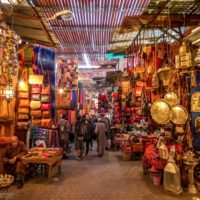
95, 118, 107, 157
58, 114, 71, 159
84, 119, 93, 156
75, 116, 86, 160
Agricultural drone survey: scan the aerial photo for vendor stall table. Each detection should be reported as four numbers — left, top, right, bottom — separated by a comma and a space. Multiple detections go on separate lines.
22, 147, 63, 182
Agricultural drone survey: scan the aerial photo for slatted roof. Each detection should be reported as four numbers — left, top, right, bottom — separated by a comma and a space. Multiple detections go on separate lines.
31, 0, 151, 65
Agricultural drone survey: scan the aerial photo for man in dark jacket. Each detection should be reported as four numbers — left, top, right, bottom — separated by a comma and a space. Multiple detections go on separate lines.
0, 136, 28, 188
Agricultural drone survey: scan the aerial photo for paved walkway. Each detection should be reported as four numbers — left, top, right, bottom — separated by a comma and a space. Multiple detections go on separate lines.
6, 144, 200, 200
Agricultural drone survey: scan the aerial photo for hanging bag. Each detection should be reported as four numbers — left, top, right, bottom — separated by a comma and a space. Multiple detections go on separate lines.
29, 54, 44, 85
30, 100, 41, 110
19, 99, 30, 107
18, 92, 29, 99
41, 103, 51, 111
31, 85, 41, 94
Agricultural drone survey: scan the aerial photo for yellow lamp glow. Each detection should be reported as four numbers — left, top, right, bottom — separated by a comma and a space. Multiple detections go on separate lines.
4, 85, 14, 101
59, 88, 64, 94
19, 81, 25, 87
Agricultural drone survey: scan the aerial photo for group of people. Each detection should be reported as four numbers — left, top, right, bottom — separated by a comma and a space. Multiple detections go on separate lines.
58, 114, 110, 160
0, 114, 110, 189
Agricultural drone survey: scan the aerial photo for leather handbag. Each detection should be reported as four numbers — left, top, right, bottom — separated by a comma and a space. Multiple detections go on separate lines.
18, 107, 29, 114
17, 122, 28, 130
135, 66, 145, 73
31, 110, 42, 118
19, 99, 30, 107
32, 85, 41, 94
29, 74, 44, 85
31, 94, 41, 101
30, 100, 41, 110
41, 103, 51, 110
41, 95, 50, 102
18, 83, 29, 92
32, 119, 41, 126
135, 87, 142, 97
42, 110, 51, 118
41, 85, 50, 95
136, 80, 146, 87
18, 114, 29, 120
18, 92, 29, 99
41, 118, 52, 127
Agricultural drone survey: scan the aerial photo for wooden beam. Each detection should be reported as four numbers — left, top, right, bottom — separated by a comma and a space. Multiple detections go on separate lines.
159, 28, 182, 43
171, 28, 183, 38
20, 36, 54, 47
28, 7, 55, 47
8, 24, 42, 31
3, 12, 39, 21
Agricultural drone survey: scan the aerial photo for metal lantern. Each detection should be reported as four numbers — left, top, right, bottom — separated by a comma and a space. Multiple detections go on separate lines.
157, 65, 174, 88
163, 145, 183, 195
4, 85, 14, 101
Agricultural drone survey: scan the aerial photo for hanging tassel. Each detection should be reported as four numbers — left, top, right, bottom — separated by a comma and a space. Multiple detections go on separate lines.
191, 70, 197, 87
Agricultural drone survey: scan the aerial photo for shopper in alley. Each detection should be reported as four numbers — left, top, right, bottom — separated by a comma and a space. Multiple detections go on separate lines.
95, 118, 107, 157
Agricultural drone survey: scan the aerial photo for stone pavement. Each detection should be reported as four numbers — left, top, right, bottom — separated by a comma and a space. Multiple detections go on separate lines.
5, 145, 200, 200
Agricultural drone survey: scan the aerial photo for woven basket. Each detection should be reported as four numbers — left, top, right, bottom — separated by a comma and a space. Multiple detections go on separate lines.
122, 152, 131, 161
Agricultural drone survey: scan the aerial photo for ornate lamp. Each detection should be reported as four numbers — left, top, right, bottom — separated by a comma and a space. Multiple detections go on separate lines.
4, 84, 14, 102
163, 145, 183, 195
157, 65, 175, 88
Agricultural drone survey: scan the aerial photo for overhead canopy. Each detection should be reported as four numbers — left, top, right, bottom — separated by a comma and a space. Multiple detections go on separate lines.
1, 3, 59, 47
30, 0, 151, 65
108, 0, 200, 54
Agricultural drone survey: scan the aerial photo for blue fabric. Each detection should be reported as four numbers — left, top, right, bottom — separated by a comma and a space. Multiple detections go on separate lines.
191, 71, 200, 148
72, 90, 77, 109
34, 46, 55, 70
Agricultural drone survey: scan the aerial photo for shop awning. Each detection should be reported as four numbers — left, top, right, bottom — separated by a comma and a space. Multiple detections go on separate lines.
2, 4, 59, 47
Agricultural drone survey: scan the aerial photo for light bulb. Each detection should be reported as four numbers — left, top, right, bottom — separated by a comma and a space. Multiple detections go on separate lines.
59, 88, 64, 94
19, 81, 25, 87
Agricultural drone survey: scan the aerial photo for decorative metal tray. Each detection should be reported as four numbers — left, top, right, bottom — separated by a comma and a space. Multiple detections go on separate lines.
0, 174, 14, 188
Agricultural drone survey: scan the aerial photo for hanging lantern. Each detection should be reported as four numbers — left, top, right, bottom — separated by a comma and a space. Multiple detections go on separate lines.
163, 145, 183, 195
4, 85, 14, 101
157, 65, 175, 88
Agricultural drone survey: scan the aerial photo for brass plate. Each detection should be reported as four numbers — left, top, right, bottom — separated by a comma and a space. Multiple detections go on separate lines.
191, 91, 200, 112
164, 92, 180, 107
195, 117, 200, 132
150, 99, 171, 124
171, 105, 188, 125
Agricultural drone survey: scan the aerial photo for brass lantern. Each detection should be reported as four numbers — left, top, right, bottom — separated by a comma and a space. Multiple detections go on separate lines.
163, 145, 183, 195
4, 84, 14, 102
157, 65, 175, 88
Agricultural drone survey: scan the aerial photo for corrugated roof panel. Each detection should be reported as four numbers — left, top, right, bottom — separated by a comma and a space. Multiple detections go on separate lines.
34, 0, 150, 63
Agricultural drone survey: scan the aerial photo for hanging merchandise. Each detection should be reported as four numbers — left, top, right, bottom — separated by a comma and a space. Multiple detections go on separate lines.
31, 85, 41, 94
29, 74, 44, 85
152, 71, 159, 90
157, 65, 175, 88
18, 92, 29, 99
164, 92, 180, 107
191, 91, 200, 112
157, 137, 169, 160
30, 100, 41, 110
171, 105, 188, 125
121, 80, 131, 95
31, 94, 41, 101
195, 117, 200, 132
150, 100, 171, 125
